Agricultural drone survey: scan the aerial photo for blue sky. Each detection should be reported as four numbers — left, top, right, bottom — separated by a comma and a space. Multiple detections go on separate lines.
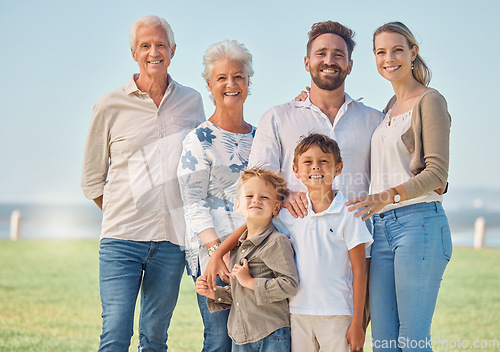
1, 0, 499, 204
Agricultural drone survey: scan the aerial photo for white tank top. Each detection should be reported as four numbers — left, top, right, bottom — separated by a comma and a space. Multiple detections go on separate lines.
371, 109, 442, 213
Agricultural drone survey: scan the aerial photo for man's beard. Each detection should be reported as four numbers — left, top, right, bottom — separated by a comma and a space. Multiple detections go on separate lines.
310, 64, 347, 91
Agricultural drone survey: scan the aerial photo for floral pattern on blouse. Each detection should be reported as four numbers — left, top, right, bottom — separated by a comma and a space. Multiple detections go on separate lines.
177, 121, 256, 276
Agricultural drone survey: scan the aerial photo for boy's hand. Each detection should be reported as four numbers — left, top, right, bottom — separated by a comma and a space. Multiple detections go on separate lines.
231, 259, 254, 290
346, 321, 365, 351
195, 276, 215, 300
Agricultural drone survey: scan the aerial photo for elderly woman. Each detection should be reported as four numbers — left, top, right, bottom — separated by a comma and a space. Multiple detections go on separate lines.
347, 22, 452, 352
81, 16, 205, 351
177, 40, 255, 352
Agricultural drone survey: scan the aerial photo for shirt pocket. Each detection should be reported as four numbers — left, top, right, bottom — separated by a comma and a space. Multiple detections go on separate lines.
247, 257, 273, 278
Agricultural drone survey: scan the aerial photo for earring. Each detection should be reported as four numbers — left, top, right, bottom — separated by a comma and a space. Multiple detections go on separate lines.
411, 61, 414, 70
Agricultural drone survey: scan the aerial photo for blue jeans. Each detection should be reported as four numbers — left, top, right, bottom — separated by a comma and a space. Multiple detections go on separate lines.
369, 202, 452, 352
98, 238, 185, 352
193, 275, 232, 352
231, 327, 291, 352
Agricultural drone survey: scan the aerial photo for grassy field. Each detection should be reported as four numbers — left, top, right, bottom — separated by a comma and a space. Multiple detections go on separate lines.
0, 240, 498, 352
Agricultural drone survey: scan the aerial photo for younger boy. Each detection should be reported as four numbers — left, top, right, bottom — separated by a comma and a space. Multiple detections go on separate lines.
273, 133, 373, 352
196, 168, 299, 352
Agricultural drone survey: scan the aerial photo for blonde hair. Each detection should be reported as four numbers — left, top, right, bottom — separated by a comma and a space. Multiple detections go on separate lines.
373, 22, 431, 86
236, 167, 288, 204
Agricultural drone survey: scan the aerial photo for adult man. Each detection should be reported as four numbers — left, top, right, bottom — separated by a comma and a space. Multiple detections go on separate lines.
248, 21, 383, 216
246, 20, 383, 352
81, 15, 204, 351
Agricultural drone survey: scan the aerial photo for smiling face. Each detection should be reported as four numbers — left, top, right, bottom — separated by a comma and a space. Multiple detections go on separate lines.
293, 144, 343, 192
305, 33, 352, 91
236, 177, 281, 222
374, 31, 417, 83
207, 58, 249, 109
131, 24, 176, 78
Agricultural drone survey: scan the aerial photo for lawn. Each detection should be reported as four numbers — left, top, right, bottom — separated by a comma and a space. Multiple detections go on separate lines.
0, 240, 498, 351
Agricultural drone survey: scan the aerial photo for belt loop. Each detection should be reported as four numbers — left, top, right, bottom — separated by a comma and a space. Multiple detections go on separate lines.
434, 202, 439, 213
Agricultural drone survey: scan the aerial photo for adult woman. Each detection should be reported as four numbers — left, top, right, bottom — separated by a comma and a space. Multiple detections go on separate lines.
177, 40, 255, 352
347, 22, 452, 352
81, 16, 205, 351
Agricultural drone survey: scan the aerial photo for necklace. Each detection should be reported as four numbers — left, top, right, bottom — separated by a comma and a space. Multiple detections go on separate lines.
232, 130, 249, 147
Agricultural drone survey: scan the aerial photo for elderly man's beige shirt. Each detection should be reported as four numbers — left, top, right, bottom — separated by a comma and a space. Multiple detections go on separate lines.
81, 74, 205, 244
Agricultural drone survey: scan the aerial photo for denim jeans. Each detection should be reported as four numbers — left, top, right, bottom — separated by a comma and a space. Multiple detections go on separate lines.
231, 327, 291, 352
193, 275, 232, 352
98, 238, 185, 352
369, 202, 452, 352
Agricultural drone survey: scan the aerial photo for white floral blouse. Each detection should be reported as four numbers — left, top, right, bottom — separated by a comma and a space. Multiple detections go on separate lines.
177, 120, 256, 276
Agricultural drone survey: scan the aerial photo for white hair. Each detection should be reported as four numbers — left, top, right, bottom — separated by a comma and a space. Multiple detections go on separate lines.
129, 15, 175, 50
202, 40, 254, 82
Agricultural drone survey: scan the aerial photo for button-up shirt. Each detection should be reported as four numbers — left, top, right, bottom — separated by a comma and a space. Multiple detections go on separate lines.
248, 94, 383, 200
207, 222, 298, 345
81, 74, 205, 244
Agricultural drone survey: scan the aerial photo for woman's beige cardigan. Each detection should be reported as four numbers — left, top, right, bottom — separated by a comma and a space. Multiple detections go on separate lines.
383, 89, 451, 200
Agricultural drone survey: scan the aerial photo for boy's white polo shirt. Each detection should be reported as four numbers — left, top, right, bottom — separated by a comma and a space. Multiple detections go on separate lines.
273, 190, 373, 316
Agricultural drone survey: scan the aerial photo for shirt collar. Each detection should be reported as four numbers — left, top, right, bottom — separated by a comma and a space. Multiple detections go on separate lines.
124, 73, 175, 96
238, 222, 276, 247
292, 92, 354, 110
306, 189, 347, 216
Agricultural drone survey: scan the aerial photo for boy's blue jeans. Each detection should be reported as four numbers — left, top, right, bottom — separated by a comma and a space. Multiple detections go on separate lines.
231, 327, 291, 352
369, 202, 452, 352
98, 238, 185, 352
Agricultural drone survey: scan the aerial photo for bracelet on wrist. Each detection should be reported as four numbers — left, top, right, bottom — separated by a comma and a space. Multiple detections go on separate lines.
207, 243, 221, 257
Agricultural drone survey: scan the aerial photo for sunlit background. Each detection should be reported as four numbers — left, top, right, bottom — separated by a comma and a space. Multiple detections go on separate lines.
1, 0, 499, 245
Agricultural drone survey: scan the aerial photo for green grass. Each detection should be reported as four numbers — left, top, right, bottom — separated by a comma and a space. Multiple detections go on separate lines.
0, 240, 202, 351
0, 241, 498, 351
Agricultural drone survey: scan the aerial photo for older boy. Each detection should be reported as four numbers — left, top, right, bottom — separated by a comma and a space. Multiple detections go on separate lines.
274, 134, 373, 352
196, 168, 298, 352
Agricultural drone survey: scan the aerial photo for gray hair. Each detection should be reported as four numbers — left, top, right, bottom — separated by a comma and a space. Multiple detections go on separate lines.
129, 15, 175, 50
202, 40, 254, 82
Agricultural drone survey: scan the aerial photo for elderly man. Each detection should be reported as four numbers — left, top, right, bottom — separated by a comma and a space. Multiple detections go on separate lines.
81, 15, 204, 351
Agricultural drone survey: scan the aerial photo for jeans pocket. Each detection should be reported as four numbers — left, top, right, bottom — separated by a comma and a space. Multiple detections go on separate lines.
395, 212, 425, 229
441, 225, 452, 261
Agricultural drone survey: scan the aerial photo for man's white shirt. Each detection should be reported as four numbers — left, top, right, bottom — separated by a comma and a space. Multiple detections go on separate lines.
248, 94, 383, 200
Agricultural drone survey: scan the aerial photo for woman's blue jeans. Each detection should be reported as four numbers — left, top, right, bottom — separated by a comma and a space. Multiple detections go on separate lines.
98, 238, 185, 352
369, 202, 452, 352
193, 274, 232, 352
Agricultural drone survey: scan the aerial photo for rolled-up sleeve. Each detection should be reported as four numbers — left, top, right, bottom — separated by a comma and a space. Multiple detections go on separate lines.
207, 285, 232, 312
254, 236, 298, 306
81, 100, 110, 200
